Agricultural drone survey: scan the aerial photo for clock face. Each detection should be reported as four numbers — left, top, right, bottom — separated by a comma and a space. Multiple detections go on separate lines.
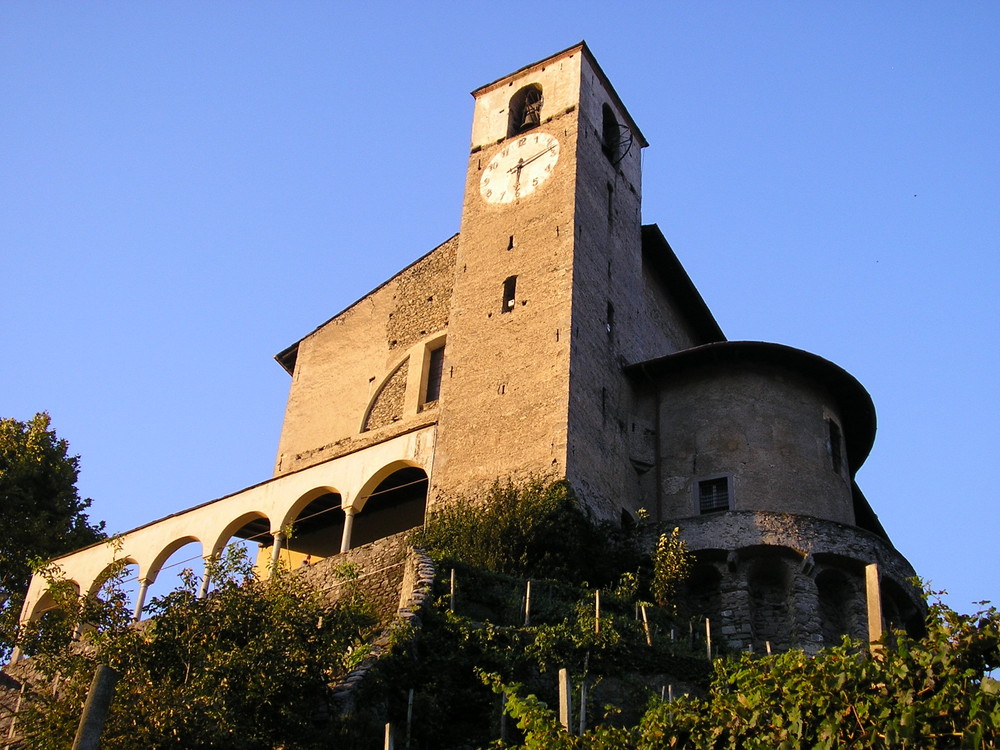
480, 132, 560, 204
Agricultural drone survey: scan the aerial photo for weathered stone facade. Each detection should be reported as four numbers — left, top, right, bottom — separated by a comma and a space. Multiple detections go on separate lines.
16, 43, 921, 655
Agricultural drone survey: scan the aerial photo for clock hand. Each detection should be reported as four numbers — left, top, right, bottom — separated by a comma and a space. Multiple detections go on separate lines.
516, 144, 556, 169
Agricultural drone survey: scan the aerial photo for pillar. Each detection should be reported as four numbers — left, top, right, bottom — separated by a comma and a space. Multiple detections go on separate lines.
270, 531, 286, 571
340, 508, 357, 554
132, 580, 150, 622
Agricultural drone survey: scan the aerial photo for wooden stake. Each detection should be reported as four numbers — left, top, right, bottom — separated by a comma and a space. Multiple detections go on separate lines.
558, 668, 572, 732
524, 579, 532, 626
641, 605, 652, 646
594, 590, 601, 634
384, 722, 394, 750
705, 618, 712, 661
765, 640, 772, 655
578, 679, 587, 735
866, 563, 883, 645
406, 688, 414, 749
449, 568, 455, 612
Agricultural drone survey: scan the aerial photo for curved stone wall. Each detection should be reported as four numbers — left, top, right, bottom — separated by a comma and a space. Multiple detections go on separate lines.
665, 511, 923, 653
657, 363, 856, 524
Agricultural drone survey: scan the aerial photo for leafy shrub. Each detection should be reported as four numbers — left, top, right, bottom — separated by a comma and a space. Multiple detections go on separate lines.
417, 477, 640, 587
16, 546, 379, 750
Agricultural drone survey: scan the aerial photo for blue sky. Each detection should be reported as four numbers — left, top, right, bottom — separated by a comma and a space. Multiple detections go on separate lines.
2, 2, 997, 612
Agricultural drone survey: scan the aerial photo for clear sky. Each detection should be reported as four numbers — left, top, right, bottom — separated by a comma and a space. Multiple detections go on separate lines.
2, 3, 997, 612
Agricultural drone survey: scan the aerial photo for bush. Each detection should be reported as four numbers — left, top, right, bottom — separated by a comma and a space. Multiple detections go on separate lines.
417, 477, 640, 587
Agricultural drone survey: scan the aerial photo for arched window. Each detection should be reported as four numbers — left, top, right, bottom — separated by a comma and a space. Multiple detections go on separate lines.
508, 84, 543, 137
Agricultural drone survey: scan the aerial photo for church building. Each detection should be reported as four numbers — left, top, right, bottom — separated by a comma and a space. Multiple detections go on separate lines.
17, 43, 922, 654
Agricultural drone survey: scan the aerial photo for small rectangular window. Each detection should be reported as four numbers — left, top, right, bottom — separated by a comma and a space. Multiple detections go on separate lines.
698, 477, 730, 514
501, 275, 517, 313
827, 419, 843, 473
424, 346, 445, 404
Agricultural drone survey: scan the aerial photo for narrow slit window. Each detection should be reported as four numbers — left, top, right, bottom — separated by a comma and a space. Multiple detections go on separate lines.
606, 301, 615, 335
607, 182, 614, 225
501, 275, 517, 313
828, 419, 843, 473
601, 104, 619, 162
698, 477, 730, 514
424, 346, 445, 404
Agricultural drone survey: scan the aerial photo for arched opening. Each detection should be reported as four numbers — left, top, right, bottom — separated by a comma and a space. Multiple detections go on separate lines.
144, 539, 205, 604
507, 84, 543, 137
284, 492, 345, 565
685, 562, 723, 623
748, 556, 793, 652
816, 568, 862, 645
20, 582, 81, 656
88, 560, 142, 626
351, 466, 429, 548
210, 512, 273, 580
881, 578, 926, 638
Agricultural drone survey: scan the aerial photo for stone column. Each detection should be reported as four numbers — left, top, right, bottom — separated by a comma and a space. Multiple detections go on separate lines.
197, 559, 213, 599
340, 508, 357, 554
132, 580, 150, 622
792, 568, 822, 654
270, 531, 286, 571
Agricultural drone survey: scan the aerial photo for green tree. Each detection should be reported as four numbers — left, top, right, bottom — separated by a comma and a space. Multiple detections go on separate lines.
16, 547, 379, 749
0, 412, 105, 661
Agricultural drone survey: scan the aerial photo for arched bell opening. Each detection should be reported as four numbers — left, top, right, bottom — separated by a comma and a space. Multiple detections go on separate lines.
507, 84, 543, 137
350, 466, 428, 548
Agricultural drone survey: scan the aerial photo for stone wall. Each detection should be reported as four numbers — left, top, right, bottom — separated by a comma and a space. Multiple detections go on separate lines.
297, 530, 413, 623
654, 511, 923, 654
275, 235, 457, 476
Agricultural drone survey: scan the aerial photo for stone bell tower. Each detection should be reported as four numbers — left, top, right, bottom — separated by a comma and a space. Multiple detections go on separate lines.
429, 43, 694, 518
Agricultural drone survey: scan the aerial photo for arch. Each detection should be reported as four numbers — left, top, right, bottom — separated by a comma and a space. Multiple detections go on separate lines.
362, 357, 409, 432
747, 554, 794, 652
881, 577, 926, 638
25, 579, 80, 624
209, 511, 272, 557
349, 464, 429, 548
685, 562, 723, 622
507, 83, 543, 137
279, 487, 343, 531
146, 535, 205, 585
816, 567, 863, 645
85, 557, 138, 597
282, 490, 345, 562
19, 583, 81, 656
